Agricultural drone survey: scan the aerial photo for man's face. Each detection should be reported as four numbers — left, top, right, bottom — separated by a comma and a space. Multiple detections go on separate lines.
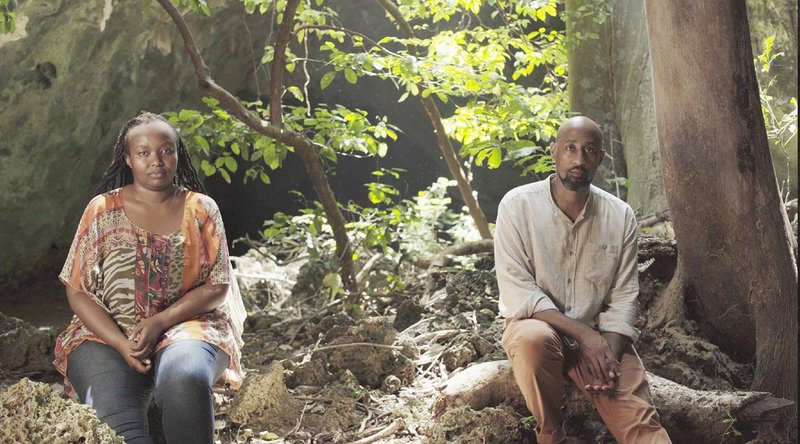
550, 124, 604, 191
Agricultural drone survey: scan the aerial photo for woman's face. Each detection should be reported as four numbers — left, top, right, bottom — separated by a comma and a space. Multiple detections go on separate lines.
124, 120, 179, 192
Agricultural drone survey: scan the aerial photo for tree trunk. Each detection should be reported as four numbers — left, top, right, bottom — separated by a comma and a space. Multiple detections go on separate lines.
270, 0, 358, 294
644, 0, 798, 401
565, 0, 669, 216
156, 0, 359, 294
565, 0, 628, 202
433, 360, 796, 444
375, 0, 492, 240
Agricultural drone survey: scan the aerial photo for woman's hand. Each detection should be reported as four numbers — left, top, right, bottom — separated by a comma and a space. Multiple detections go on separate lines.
128, 315, 167, 360
118, 342, 153, 374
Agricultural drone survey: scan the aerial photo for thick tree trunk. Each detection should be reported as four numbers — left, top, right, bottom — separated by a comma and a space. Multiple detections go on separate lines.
433, 360, 796, 444
644, 0, 798, 401
565, 0, 669, 216
565, 0, 627, 202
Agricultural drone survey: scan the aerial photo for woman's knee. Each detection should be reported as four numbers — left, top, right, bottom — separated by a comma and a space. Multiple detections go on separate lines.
153, 341, 224, 403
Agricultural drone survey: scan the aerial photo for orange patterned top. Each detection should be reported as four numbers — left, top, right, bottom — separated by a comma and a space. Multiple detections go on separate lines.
54, 188, 243, 391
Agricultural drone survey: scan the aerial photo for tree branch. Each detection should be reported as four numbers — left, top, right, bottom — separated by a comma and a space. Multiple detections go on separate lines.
155, 0, 359, 294
374, 0, 492, 239
270, 0, 301, 128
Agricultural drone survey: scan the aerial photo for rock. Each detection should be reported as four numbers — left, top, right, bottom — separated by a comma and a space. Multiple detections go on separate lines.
425, 404, 522, 444
393, 298, 425, 331
0, 0, 267, 287
227, 362, 301, 434
312, 316, 416, 388
0, 312, 58, 378
440, 333, 495, 372
0, 378, 122, 443
444, 268, 500, 317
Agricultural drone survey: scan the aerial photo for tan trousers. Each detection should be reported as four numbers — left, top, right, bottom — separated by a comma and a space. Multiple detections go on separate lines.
501, 319, 671, 444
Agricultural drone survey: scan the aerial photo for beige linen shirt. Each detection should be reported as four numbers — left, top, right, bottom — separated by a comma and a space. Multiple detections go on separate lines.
494, 175, 640, 342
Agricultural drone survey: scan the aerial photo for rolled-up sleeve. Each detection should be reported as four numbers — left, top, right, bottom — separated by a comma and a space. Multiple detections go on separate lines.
596, 207, 640, 342
494, 199, 557, 319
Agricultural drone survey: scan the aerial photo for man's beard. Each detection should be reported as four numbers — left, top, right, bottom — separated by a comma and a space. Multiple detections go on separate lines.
559, 167, 593, 191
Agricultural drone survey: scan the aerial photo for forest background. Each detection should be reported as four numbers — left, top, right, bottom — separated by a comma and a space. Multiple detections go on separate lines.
0, 0, 797, 443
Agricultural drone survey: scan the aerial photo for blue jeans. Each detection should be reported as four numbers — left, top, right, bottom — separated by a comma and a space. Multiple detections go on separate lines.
68, 340, 229, 444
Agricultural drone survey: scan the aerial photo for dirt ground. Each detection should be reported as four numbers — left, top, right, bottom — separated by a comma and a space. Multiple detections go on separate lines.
0, 237, 796, 443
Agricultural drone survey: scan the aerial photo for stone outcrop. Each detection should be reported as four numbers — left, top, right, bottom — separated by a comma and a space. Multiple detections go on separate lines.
0, 0, 265, 286
0, 312, 58, 378
0, 378, 123, 443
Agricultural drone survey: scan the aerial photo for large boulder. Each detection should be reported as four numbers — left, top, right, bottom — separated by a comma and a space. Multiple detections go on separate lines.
0, 312, 58, 379
0, 0, 265, 286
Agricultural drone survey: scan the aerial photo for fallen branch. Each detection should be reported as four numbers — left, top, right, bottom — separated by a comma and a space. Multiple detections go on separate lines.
432, 360, 795, 443
415, 239, 495, 269
414, 329, 465, 345
638, 209, 670, 228
350, 418, 405, 444
356, 253, 384, 289
285, 342, 403, 362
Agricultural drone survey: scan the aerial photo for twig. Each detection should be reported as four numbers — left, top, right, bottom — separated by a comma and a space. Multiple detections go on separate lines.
415, 239, 494, 268
399, 317, 432, 336
413, 329, 464, 345
289, 401, 309, 436
350, 418, 405, 444
356, 253, 384, 288
638, 209, 671, 228
287, 342, 403, 361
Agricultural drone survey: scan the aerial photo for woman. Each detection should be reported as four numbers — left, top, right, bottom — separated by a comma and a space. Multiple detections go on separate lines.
53, 113, 246, 443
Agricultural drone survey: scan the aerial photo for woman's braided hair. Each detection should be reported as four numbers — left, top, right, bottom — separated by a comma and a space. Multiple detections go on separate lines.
95, 112, 206, 195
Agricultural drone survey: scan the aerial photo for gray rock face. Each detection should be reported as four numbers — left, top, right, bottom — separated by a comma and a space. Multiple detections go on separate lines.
0, 0, 264, 286
0, 312, 57, 377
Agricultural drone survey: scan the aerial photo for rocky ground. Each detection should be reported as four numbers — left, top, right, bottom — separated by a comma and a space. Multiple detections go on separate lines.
0, 235, 796, 443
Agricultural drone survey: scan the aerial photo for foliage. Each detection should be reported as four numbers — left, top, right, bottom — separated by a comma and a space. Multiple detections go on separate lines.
0, 0, 15, 34
722, 411, 743, 439
755, 36, 798, 200
156, 0, 568, 300
309, 0, 568, 175
165, 0, 567, 186
248, 176, 481, 296
167, 97, 399, 184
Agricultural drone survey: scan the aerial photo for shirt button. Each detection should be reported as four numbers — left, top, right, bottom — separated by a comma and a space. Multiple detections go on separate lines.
567, 278, 572, 283
566, 305, 572, 311
569, 251, 574, 255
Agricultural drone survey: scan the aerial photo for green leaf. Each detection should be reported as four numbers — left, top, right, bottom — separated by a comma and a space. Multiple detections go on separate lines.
488, 148, 502, 168
344, 68, 358, 84
259, 171, 271, 184
320, 71, 336, 90
219, 169, 231, 183
200, 160, 216, 176
224, 157, 238, 173
464, 79, 481, 92
368, 189, 385, 204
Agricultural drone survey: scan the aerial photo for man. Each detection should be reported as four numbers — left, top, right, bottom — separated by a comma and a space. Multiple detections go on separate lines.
494, 116, 671, 443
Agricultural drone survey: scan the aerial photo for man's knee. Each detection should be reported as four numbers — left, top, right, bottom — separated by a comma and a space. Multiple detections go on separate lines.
504, 319, 563, 363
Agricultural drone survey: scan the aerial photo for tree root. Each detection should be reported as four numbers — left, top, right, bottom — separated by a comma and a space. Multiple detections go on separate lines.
432, 360, 795, 443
